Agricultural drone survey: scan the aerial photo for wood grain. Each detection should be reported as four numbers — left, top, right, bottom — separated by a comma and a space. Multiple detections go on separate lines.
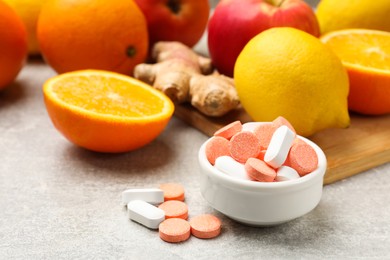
175, 104, 390, 185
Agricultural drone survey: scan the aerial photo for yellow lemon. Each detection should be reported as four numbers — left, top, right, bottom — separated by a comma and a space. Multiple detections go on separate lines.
234, 27, 350, 137
4, 0, 48, 55
316, 0, 390, 35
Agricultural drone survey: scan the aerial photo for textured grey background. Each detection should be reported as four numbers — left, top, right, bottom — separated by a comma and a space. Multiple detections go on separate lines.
1, 0, 390, 258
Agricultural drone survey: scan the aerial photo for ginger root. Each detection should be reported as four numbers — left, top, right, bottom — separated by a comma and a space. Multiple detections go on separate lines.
134, 41, 240, 117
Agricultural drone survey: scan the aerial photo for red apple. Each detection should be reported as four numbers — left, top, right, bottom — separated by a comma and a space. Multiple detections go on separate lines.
208, 0, 320, 77
134, 0, 210, 48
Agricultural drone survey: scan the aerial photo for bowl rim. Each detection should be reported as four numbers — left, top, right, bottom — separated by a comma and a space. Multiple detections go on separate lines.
198, 134, 327, 191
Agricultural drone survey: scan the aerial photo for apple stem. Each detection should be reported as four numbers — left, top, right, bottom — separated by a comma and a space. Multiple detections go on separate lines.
167, 0, 181, 14
126, 46, 136, 57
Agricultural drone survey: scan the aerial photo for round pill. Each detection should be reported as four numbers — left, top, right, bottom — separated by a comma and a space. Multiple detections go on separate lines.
285, 139, 318, 176
245, 158, 276, 182
229, 131, 262, 163
159, 183, 185, 201
158, 200, 188, 220
213, 120, 242, 140
159, 218, 191, 243
273, 116, 296, 133
205, 136, 230, 165
189, 214, 222, 239
253, 122, 276, 149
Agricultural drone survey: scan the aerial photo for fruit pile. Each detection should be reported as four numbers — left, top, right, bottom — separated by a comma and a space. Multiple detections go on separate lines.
1, 0, 210, 152
208, 0, 390, 123
1, 0, 389, 152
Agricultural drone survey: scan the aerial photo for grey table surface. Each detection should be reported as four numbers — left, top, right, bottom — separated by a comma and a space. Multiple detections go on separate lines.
1, 56, 390, 259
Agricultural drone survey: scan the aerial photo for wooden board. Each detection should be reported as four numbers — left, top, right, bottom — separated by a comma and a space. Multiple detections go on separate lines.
175, 104, 390, 185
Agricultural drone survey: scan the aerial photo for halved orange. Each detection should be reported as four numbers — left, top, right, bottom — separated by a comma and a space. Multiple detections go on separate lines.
321, 29, 390, 115
43, 70, 174, 153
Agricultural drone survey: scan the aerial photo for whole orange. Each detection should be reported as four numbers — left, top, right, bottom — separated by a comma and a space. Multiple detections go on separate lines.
37, 0, 148, 75
0, 0, 28, 89
133, 0, 209, 47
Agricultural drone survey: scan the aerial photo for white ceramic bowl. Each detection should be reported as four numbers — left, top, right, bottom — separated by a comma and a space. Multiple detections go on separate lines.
198, 133, 327, 226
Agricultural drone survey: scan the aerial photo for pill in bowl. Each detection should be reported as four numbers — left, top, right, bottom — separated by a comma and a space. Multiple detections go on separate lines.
198, 118, 327, 226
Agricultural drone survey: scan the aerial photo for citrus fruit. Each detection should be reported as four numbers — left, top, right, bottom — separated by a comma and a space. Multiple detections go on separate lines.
0, 0, 28, 90
3, 0, 48, 55
37, 0, 148, 75
316, 0, 390, 35
321, 29, 390, 115
234, 27, 350, 137
43, 70, 175, 153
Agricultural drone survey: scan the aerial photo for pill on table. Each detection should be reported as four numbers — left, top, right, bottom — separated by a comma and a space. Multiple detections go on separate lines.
229, 131, 262, 163
189, 214, 222, 239
264, 125, 296, 168
273, 116, 296, 133
127, 200, 165, 229
253, 122, 277, 149
158, 200, 189, 220
205, 136, 230, 165
215, 156, 252, 181
285, 139, 318, 176
214, 120, 242, 140
159, 183, 185, 202
245, 158, 276, 182
159, 218, 191, 243
121, 188, 164, 206
275, 166, 300, 182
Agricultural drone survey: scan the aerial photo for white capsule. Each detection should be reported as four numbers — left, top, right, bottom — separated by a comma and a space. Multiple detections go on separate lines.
275, 166, 300, 182
121, 188, 164, 206
127, 200, 165, 229
242, 122, 266, 133
264, 125, 296, 168
215, 156, 252, 181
